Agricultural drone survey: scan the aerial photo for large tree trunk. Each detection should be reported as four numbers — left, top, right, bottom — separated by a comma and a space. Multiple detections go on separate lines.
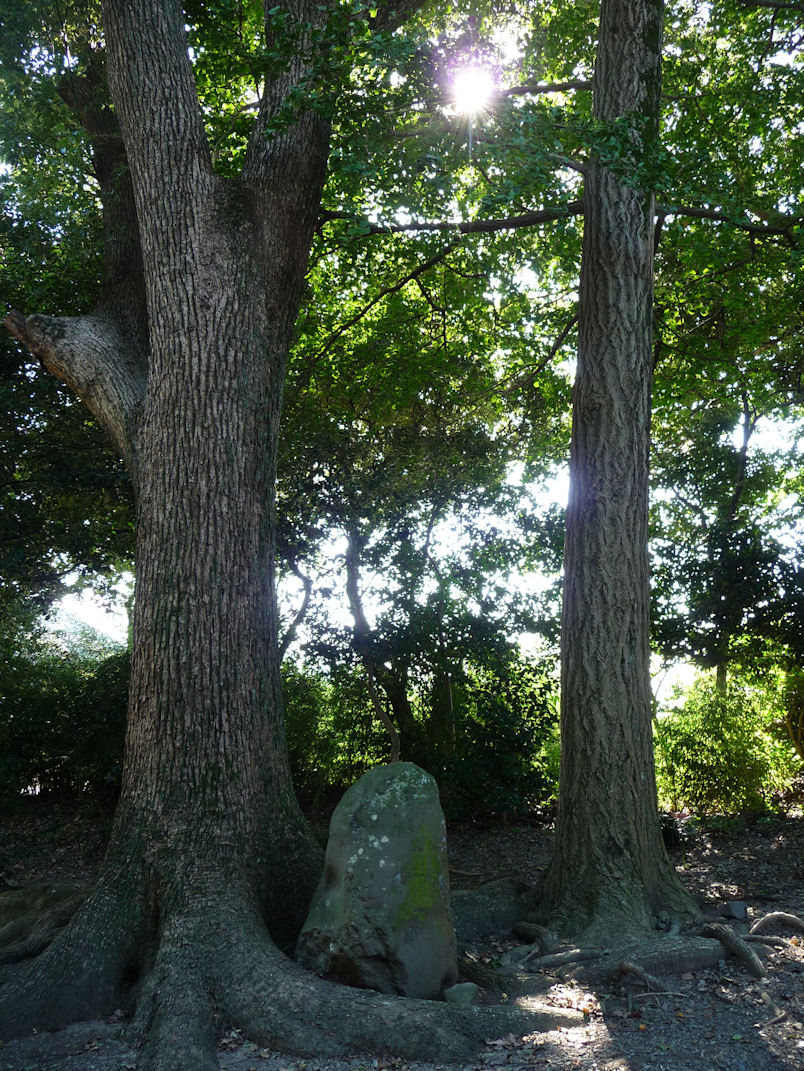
0, 1, 578, 1066
534, 0, 698, 940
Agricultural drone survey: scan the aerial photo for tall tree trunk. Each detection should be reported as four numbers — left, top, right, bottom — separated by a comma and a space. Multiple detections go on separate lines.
534, 0, 698, 940
378, 662, 428, 764
2, 2, 577, 1064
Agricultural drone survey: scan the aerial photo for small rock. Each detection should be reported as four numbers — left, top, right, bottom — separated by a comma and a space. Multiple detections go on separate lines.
718, 901, 749, 921
443, 982, 480, 1005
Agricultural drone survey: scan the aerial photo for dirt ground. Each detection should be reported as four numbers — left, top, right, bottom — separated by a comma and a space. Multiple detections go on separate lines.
1, 799, 803, 1071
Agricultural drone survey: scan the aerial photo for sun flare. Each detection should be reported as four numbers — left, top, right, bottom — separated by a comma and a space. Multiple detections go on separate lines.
452, 66, 495, 115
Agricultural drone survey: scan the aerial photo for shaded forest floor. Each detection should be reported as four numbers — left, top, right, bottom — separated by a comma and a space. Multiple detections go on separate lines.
1, 797, 803, 1071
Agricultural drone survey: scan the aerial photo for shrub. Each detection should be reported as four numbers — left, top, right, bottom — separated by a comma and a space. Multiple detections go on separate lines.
282, 661, 388, 805
282, 654, 561, 820
0, 631, 128, 805
654, 677, 798, 814
439, 656, 559, 819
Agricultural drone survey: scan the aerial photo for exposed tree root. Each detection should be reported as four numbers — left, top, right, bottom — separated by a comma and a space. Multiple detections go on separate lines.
699, 923, 767, 978
458, 952, 507, 991
750, 911, 804, 936
0, 869, 147, 1040
458, 955, 555, 998
512, 921, 558, 953
531, 935, 725, 988
744, 933, 790, 949
0, 889, 87, 968
13, 866, 801, 1070
0, 885, 87, 932
218, 893, 581, 1061
457, 953, 556, 997
617, 960, 664, 992
0, 871, 583, 1071
521, 946, 604, 971
131, 883, 225, 1071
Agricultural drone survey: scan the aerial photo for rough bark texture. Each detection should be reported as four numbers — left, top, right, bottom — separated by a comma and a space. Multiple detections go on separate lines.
534, 0, 699, 939
0, 0, 581, 1066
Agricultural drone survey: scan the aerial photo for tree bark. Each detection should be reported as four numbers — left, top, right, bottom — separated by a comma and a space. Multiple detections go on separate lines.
534, 0, 699, 940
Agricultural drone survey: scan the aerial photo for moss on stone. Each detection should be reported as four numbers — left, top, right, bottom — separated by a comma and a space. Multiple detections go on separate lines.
393, 827, 444, 930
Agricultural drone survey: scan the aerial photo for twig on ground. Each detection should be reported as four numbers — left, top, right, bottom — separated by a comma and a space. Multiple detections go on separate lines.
630, 990, 685, 999
754, 985, 786, 1027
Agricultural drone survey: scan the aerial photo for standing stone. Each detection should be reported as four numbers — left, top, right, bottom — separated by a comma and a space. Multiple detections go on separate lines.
295, 762, 457, 998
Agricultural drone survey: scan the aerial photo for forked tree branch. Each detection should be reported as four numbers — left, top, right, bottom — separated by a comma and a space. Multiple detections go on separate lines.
4, 310, 146, 486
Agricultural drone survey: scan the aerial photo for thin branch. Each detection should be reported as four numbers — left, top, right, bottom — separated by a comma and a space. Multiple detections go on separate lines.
316, 243, 459, 358
320, 199, 585, 237
413, 276, 444, 313
210, 99, 261, 164
406, 79, 593, 114
671, 487, 711, 528
658, 203, 800, 245
538, 313, 579, 373
501, 80, 593, 97
503, 313, 578, 395
381, 201, 586, 235
738, 0, 804, 11
278, 562, 313, 659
